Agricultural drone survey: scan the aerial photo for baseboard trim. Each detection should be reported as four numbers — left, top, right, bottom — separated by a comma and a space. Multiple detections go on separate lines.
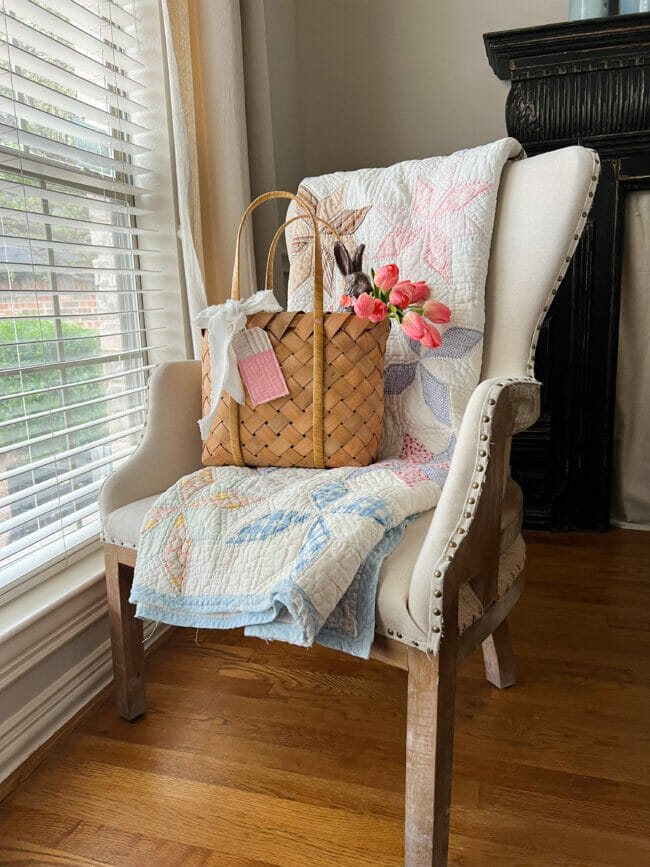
0, 620, 171, 799
0, 638, 113, 784
0, 585, 109, 694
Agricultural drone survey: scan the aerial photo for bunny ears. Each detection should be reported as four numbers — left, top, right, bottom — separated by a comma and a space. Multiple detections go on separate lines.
334, 241, 365, 277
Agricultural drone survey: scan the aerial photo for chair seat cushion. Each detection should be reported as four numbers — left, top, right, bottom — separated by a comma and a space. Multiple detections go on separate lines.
101, 495, 160, 548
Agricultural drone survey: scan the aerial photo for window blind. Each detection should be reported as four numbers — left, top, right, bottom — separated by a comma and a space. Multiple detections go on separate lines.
0, 0, 162, 590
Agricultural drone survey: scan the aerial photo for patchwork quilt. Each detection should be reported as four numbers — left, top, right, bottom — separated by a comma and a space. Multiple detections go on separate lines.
130, 138, 522, 657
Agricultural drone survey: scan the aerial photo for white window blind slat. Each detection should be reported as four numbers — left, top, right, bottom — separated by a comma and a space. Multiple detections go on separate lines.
0, 476, 104, 536
1, 403, 146, 457
0, 95, 150, 157
0, 177, 149, 219
49, 0, 139, 50
97, 0, 139, 31
1, 383, 148, 431
13, 361, 156, 401
1, 500, 101, 564
6, 1, 143, 69
0, 124, 151, 174
2, 325, 159, 350
12, 309, 161, 323
0, 41, 146, 115
0, 0, 167, 592
0, 233, 158, 257
2, 442, 138, 510
2, 16, 142, 89
0, 70, 146, 137
2, 263, 157, 278
0, 146, 151, 196
0, 423, 143, 485
0, 207, 155, 237
1, 344, 166, 378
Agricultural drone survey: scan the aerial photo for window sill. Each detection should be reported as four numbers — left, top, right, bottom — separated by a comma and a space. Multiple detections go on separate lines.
0, 548, 106, 654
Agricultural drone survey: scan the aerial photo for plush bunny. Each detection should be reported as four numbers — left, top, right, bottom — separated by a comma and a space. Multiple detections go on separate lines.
333, 241, 373, 301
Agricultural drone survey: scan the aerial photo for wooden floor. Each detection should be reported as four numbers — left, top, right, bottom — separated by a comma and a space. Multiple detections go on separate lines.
0, 529, 649, 866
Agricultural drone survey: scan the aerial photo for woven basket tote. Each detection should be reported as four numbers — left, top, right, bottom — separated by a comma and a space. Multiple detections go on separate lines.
201, 190, 390, 469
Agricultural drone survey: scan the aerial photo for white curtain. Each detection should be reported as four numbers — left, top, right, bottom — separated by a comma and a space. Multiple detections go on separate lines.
162, 0, 266, 357
611, 191, 650, 531
162, 0, 207, 357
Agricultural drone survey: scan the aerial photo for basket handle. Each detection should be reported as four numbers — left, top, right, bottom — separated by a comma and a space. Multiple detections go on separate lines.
231, 190, 323, 315
264, 212, 342, 292
229, 190, 327, 469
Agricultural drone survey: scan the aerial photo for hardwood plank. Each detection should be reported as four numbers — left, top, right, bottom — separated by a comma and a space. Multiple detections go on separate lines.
0, 528, 647, 865
9, 761, 404, 866
0, 805, 220, 866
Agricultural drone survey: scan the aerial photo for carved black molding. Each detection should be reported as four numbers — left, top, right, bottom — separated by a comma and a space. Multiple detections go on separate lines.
484, 15, 650, 531
485, 13, 650, 80
506, 64, 650, 148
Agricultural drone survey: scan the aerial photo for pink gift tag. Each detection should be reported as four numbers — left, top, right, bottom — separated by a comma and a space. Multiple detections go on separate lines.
232, 327, 289, 406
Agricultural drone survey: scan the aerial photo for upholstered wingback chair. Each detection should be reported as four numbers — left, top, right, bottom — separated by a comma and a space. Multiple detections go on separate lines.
100, 146, 599, 866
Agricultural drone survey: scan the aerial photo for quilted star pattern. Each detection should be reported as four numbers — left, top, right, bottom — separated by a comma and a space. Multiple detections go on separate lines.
290, 180, 371, 304
375, 159, 493, 282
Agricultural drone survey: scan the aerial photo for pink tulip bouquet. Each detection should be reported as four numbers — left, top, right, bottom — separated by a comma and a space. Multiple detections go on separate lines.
339, 264, 451, 348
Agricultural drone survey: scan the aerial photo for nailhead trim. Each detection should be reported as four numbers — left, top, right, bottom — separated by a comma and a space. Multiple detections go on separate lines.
426, 378, 508, 651
423, 152, 599, 654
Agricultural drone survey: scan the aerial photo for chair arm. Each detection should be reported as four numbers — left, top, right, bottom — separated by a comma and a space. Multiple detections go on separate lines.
99, 360, 203, 519
407, 376, 540, 649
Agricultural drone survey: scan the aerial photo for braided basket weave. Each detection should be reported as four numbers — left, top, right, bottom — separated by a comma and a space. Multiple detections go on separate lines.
201, 191, 389, 469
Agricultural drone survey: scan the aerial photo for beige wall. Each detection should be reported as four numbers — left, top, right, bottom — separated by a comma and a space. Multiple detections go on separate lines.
258, 0, 649, 529
265, 0, 567, 189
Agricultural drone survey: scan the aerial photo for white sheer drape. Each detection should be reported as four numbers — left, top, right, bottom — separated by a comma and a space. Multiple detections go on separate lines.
162, 0, 265, 357
611, 191, 650, 531
162, 0, 207, 358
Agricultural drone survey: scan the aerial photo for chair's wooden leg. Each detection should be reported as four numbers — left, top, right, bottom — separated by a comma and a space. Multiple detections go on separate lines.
105, 546, 146, 720
482, 617, 516, 689
405, 639, 457, 867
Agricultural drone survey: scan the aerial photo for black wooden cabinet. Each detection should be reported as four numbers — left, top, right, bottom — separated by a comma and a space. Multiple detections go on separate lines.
484, 14, 650, 531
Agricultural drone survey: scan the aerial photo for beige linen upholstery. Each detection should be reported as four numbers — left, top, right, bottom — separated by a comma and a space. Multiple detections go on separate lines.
99, 360, 202, 519
102, 495, 160, 549
99, 146, 600, 649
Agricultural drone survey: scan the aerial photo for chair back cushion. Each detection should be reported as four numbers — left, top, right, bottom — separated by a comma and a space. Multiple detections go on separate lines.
482, 146, 599, 380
